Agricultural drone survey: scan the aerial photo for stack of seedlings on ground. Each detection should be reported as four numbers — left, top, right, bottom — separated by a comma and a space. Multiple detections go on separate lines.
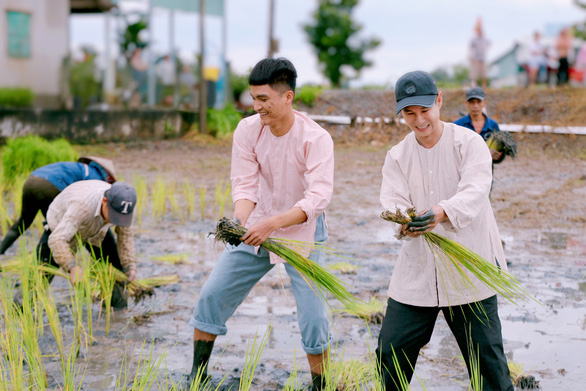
380, 207, 536, 306
486, 131, 518, 159
328, 261, 361, 274
508, 361, 541, 389
210, 217, 361, 309
336, 295, 385, 324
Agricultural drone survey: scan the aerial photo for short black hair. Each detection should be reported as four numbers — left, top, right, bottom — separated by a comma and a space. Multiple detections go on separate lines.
248, 57, 297, 94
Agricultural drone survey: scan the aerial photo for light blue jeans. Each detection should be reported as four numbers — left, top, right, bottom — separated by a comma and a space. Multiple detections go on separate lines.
189, 215, 330, 355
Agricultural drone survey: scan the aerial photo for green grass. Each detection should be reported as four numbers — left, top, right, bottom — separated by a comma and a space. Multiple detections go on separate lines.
0, 87, 34, 107
0, 136, 78, 185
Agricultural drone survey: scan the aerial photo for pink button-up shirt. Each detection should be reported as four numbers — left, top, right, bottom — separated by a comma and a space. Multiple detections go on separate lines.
231, 110, 334, 263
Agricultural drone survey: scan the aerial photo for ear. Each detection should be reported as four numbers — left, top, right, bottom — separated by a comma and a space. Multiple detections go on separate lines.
284, 90, 295, 104
436, 91, 443, 110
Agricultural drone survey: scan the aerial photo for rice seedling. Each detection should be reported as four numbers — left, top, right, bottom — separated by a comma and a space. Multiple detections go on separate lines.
8, 174, 26, 219
183, 182, 196, 221
0, 277, 26, 389
335, 296, 385, 324
239, 325, 272, 390
328, 261, 361, 274
330, 359, 376, 390
126, 342, 168, 391
380, 207, 537, 306
151, 175, 167, 221
166, 180, 185, 223
486, 131, 517, 159
211, 218, 361, 310
92, 260, 116, 334
151, 253, 189, 265
213, 181, 226, 220
133, 175, 148, 227
282, 349, 303, 391
0, 185, 10, 234
199, 185, 207, 220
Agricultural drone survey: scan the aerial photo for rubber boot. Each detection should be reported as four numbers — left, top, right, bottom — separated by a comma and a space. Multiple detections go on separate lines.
187, 340, 214, 388
311, 371, 325, 391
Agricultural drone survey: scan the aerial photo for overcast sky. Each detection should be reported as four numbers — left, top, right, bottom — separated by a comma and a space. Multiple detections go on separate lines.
70, 0, 584, 86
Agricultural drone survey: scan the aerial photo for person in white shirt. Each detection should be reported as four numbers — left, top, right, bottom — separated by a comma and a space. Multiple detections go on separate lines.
376, 70, 513, 391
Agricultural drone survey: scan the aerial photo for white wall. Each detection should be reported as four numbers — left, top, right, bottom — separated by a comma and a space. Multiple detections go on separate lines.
0, 0, 69, 96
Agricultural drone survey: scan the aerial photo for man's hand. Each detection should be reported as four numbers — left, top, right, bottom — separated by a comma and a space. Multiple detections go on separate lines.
126, 269, 137, 282
69, 266, 83, 285
240, 218, 277, 247
490, 149, 504, 161
402, 206, 446, 238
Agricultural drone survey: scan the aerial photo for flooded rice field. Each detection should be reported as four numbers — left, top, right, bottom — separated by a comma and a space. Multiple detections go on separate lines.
2, 130, 585, 390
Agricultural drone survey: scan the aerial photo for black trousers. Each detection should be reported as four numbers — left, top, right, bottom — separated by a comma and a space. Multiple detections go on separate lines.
376, 296, 513, 391
36, 227, 124, 282
0, 176, 60, 254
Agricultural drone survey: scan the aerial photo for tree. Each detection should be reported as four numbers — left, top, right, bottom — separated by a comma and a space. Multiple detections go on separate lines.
574, 0, 586, 39
303, 0, 381, 88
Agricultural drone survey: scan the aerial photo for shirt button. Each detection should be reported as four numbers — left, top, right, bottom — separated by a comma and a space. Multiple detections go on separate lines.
429, 170, 432, 174
430, 191, 434, 195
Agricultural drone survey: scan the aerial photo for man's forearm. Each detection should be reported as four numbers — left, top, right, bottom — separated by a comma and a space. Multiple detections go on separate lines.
234, 199, 256, 226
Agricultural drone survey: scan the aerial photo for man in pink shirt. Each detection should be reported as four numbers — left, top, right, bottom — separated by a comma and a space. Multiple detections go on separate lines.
187, 58, 334, 390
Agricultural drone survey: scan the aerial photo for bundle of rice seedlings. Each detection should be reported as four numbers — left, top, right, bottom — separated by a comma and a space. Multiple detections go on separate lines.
151, 253, 189, 265
508, 361, 541, 389
486, 131, 517, 159
335, 295, 385, 324
211, 218, 361, 309
328, 261, 360, 274
381, 207, 536, 305
111, 269, 179, 303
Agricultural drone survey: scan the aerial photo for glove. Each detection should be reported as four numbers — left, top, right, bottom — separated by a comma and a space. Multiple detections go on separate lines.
406, 209, 435, 232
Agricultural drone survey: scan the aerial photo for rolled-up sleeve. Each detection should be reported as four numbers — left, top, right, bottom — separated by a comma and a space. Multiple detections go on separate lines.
439, 134, 492, 231
294, 133, 334, 222
231, 122, 260, 205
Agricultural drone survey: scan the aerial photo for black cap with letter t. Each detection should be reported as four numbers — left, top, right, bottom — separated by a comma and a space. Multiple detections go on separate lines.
104, 182, 137, 227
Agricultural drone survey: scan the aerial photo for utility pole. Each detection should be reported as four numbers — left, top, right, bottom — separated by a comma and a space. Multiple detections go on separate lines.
199, 0, 207, 133
268, 0, 275, 58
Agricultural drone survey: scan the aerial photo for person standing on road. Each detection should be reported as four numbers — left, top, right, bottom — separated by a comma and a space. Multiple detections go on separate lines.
468, 18, 490, 89
377, 70, 513, 391
35, 181, 138, 309
555, 27, 573, 87
187, 58, 335, 391
0, 156, 117, 255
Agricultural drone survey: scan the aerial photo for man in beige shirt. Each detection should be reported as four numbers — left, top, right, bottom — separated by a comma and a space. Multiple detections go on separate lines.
36, 180, 138, 308
376, 71, 513, 391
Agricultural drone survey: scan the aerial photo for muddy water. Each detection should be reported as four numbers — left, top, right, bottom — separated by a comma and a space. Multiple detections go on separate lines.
7, 140, 584, 390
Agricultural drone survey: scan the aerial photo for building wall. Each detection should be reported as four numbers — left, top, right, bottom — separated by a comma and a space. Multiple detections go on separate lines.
0, 0, 68, 97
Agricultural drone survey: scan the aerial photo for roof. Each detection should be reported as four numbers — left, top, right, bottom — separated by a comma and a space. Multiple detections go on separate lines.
71, 0, 116, 13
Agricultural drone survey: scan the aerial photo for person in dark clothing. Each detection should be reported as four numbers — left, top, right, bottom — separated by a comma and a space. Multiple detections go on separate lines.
0, 156, 116, 255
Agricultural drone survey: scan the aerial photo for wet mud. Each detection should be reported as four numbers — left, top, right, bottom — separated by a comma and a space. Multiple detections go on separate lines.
6, 130, 585, 390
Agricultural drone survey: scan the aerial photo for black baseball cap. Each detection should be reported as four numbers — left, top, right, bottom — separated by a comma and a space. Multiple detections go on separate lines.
104, 182, 137, 227
466, 87, 486, 101
395, 70, 438, 115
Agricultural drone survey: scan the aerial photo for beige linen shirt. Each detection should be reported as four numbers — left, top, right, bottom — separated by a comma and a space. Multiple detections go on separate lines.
231, 110, 334, 263
380, 122, 506, 307
46, 180, 137, 273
